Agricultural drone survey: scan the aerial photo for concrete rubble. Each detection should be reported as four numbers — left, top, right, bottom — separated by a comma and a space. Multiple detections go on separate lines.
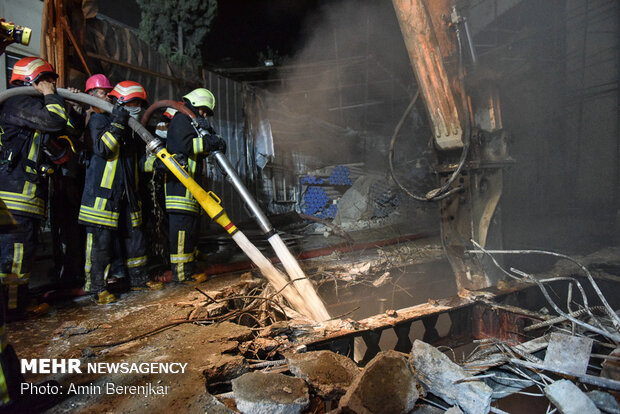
543, 332, 593, 375
544, 379, 601, 414
198, 392, 238, 414
231, 371, 310, 414
202, 354, 249, 384
338, 350, 418, 414
285, 350, 359, 399
410, 340, 492, 414
586, 390, 620, 414
197, 315, 620, 414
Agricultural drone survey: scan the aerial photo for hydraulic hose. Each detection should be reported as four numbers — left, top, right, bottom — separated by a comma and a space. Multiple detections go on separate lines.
388, 90, 465, 202
0, 87, 238, 235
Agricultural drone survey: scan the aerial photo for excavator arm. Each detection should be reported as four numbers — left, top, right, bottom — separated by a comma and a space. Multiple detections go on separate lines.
392, 0, 510, 293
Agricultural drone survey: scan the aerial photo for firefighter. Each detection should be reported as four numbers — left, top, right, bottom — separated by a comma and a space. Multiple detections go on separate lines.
46, 77, 112, 292
165, 88, 225, 282
84, 74, 129, 288
79, 80, 157, 304
0, 56, 76, 320
84, 73, 113, 118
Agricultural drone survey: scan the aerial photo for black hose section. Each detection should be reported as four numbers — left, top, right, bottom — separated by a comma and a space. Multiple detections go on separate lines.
0, 87, 162, 150
388, 90, 466, 202
388, 90, 427, 201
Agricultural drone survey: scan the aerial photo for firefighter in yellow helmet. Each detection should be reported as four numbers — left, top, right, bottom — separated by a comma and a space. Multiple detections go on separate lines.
165, 88, 225, 282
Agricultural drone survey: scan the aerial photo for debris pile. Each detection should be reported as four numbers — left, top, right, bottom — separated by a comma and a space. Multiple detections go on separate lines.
204, 329, 620, 414
193, 248, 620, 414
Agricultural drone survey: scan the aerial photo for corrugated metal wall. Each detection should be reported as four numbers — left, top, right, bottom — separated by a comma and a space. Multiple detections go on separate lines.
203, 74, 254, 229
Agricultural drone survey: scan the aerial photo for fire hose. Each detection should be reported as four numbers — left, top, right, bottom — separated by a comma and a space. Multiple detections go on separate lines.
0, 87, 329, 321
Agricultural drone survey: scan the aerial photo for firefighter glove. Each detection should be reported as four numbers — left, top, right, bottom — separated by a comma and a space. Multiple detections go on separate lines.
172, 153, 188, 170
206, 134, 226, 154
195, 116, 213, 132
111, 105, 130, 126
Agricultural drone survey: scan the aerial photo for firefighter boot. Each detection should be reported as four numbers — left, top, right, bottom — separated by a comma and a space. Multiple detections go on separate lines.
97, 290, 116, 304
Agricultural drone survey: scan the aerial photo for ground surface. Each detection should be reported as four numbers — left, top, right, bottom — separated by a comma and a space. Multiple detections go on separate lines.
10, 234, 454, 413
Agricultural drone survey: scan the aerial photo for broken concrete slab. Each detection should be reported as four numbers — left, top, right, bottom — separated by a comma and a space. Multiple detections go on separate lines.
259, 321, 292, 338
202, 354, 249, 384
339, 350, 418, 414
586, 390, 620, 414
410, 340, 492, 414
544, 379, 600, 414
251, 337, 281, 354
544, 332, 593, 376
232, 372, 309, 414
286, 350, 360, 399
446, 407, 465, 414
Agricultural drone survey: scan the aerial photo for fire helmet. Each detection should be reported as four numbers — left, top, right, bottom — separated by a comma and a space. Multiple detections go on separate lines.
183, 88, 215, 114
109, 81, 148, 104
85, 74, 112, 92
10, 57, 58, 86
163, 107, 178, 120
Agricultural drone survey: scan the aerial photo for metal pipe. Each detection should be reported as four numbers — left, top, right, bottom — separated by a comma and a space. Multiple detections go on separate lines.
463, 19, 478, 65
213, 151, 274, 235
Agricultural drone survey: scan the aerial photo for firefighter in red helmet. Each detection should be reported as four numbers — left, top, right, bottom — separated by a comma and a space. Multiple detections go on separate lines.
78, 80, 160, 303
0, 56, 79, 319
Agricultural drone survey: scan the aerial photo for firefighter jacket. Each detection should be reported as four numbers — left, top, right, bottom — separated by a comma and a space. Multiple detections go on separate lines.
0, 94, 76, 219
164, 111, 218, 215
78, 112, 143, 229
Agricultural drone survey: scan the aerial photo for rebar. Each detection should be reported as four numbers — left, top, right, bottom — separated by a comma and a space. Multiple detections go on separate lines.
525, 306, 608, 331
467, 245, 620, 329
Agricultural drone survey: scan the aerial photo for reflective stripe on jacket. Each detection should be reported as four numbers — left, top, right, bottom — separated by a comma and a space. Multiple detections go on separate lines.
0, 94, 70, 219
78, 112, 142, 228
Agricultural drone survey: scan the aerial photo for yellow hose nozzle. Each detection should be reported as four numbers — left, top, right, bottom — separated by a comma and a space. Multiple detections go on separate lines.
155, 147, 237, 235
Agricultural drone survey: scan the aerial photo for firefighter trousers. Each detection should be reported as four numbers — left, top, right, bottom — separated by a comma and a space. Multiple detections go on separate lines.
83, 209, 148, 294
0, 215, 38, 318
168, 213, 200, 282
0, 280, 23, 407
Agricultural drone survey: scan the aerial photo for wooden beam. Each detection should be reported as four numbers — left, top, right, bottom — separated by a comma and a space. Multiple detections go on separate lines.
86, 52, 202, 88
60, 15, 91, 76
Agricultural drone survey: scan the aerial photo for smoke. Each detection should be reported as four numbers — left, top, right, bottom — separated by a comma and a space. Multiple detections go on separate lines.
264, 0, 421, 171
